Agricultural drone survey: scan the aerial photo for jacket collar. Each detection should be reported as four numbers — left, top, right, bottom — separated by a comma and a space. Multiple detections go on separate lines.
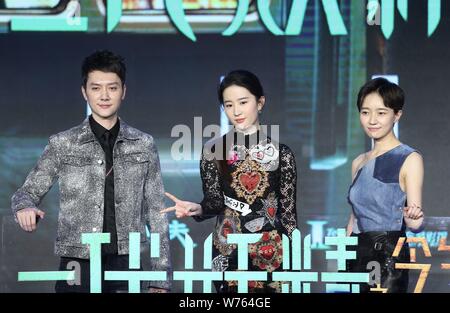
77, 117, 139, 144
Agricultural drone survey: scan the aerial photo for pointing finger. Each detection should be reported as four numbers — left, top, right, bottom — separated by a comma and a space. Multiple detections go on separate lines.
165, 192, 180, 204
160, 206, 177, 214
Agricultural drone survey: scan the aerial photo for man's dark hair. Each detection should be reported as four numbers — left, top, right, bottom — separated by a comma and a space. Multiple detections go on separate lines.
357, 78, 405, 113
82, 50, 126, 87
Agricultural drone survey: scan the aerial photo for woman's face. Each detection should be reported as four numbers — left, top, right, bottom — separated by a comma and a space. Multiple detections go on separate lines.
359, 92, 402, 140
222, 85, 265, 133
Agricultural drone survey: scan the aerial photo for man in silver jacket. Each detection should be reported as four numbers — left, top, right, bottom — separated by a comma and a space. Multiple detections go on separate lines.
11, 50, 171, 293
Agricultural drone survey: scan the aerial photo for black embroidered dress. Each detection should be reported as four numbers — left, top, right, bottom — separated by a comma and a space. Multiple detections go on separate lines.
195, 130, 297, 292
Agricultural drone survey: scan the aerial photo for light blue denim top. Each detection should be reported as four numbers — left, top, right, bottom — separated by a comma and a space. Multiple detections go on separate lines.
348, 144, 418, 232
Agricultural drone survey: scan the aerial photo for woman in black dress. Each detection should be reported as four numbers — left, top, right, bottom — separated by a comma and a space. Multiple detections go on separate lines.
162, 70, 298, 292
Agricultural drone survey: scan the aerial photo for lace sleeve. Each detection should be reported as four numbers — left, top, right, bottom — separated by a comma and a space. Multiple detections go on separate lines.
194, 147, 224, 222
279, 144, 298, 237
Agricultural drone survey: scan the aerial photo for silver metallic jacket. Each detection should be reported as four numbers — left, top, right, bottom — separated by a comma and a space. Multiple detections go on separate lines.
11, 118, 171, 289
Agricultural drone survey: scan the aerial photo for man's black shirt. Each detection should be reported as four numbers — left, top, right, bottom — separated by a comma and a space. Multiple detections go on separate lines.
89, 115, 119, 255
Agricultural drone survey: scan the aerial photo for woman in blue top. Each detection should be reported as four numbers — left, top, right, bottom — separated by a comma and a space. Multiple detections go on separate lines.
346, 78, 424, 293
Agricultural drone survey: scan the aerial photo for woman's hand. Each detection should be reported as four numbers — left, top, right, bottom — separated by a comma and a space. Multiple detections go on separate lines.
403, 204, 424, 232
160, 192, 202, 218
403, 204, 424, 220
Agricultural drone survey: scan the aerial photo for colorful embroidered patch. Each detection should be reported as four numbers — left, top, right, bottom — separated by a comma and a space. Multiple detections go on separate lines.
224, 194, 251, 216
212, 255, 229, 272
227, 280, 283, 293
256, 192, 278, 227
227, 280, 265, 290
213, 209, 241, 255
249, 142, 279, 164
231, 157, 269, 204
244, 217, 266, 233
267, 281, 283, 293
227, 150, 239, 165
249, 230, 283, 272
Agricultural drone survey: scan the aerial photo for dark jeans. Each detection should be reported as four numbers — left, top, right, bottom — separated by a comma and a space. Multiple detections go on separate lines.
55, 254, 143, 293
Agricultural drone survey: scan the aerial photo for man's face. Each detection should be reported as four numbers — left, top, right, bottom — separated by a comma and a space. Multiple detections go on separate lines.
82, 70, 126, 120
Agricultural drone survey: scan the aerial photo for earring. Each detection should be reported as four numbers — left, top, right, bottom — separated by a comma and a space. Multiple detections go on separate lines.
258, 110, 262, 114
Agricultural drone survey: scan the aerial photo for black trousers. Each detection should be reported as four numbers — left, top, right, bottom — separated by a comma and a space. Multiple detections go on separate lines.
55, 254, 143, 293
348, 231, 410, 293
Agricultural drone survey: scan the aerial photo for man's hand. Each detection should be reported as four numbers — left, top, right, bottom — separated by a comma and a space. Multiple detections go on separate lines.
16, 208, 45, 232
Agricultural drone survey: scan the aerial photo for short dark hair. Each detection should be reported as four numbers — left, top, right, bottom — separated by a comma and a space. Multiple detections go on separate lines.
357, 78, 405, 113
218, 70, 264, 105
82, 50, 126, 87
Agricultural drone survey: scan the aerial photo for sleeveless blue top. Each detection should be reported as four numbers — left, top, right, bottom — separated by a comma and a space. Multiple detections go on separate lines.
348, 144, 418, 233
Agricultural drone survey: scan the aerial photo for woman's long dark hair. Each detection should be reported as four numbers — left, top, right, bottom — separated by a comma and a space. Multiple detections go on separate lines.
218, 70, 264, 105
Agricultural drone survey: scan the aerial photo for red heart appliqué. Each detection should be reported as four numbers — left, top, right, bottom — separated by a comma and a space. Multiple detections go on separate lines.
239, 172, 261, 192
251, 151, 262, 160
221, 220, 233, 238
267, 207, 276, 218
259, 244, 275, 261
